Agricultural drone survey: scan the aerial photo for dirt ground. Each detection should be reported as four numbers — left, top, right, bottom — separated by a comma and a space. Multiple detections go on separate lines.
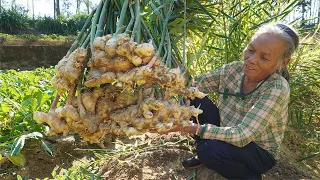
1, 128, 319, 180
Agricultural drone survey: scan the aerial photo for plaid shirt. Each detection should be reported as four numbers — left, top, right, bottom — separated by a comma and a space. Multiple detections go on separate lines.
195, 61, 289, 157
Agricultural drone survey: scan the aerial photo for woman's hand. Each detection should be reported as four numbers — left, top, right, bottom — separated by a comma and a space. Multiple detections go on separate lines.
149, 122, 200, 135
172, 124, 198, 134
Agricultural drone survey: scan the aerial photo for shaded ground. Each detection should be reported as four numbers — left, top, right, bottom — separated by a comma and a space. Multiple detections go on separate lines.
1, 128, 319, 180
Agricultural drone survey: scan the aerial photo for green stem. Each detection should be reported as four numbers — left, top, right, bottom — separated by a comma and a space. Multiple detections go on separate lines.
96, 0, 110, 37
90, 0, 103, 49
157, 0, 174, 54
132, 0, 141, 42
183, 0, 187, 65
125, 3, 135, 34
141, 28, 148, 43
116, 0, 129, 34
81, 32, 91, 49
79, 26, 90, 45
171, 38, 182, 65
141, 20, 154, 45
67, 8, 96, 56
166, 32, 172, 68
161, 44, 168, 64
104, 2, 113, 35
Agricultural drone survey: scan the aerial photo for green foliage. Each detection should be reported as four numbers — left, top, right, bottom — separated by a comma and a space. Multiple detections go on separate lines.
0, 68, 55, 167
35, 16, 67, 35
51, 161, 102, 180
10, 132, 52, 157
0, 8, 29, 34
175, 0, 320, 158
0, 68, 55, 145
6, 152, 26, 167
184, 0, 300, 75
0, 8, 89, 35
0, 33, 74, 41
288, 29, 320, 156
36, 14, 89, 35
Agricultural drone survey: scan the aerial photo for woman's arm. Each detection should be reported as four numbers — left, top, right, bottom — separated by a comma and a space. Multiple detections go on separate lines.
194, 62, 241, 94
200, 86, 290, 147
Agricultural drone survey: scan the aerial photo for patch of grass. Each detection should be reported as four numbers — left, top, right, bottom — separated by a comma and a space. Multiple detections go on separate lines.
0, 33, 75, 42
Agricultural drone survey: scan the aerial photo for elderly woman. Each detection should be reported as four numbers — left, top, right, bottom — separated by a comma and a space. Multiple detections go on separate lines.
170, 23, 299, 179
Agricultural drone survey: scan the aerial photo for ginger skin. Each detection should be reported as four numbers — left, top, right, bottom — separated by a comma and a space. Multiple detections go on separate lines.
34, 110, 69, 136
35, 34, 207, 146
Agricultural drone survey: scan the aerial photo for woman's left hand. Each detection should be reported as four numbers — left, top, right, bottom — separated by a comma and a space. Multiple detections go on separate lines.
149, 122, 199, 134
172, 124, 198, 134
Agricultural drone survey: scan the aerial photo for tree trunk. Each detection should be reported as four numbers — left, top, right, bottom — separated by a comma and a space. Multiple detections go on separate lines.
54, 0, 56, 19
318, 0, 320, 25
76, 0, 80, 14
84, 0, 90, 14
11, 0, 16, 10
32, 0, 34, 20
56, 0, 60, 17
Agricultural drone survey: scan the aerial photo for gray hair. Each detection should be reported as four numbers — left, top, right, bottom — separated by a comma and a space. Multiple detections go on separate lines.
250, 23, 299, 60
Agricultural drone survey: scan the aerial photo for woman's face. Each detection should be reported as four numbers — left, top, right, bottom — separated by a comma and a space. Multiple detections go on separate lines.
243, 33, 287, 80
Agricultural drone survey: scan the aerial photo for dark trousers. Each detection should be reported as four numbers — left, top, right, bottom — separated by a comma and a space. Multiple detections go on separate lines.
190, 97, 276, 180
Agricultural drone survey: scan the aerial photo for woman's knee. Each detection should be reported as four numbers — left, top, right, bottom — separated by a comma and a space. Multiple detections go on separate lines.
196, 140, 229, 164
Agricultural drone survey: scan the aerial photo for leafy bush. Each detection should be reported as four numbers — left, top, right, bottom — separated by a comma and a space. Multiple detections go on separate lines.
0, 8, 29, 34
36, 16, 68, 35
36, 14, 89, 35
0, 8, 89, 35
0, 68, 56, 145
65, 13, 89, 35
288, 32, 320, 156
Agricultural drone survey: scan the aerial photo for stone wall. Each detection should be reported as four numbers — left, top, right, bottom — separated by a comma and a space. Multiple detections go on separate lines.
0, 44, 70, 70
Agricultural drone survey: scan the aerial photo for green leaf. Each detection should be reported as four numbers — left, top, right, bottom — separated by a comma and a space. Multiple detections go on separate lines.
192, 0, 217, 23
14, 124, 27, 132
7, 152, 26, 167
32, 90, 43, 108
10, 136, 26, 156
168, 18, 186, 34
298, 152, 320, 161
41, 140, 53, 156
17, 174, 23, 180
22, 98, 38, 111
51, 170, 57, 178
24, 132, 43, 140
7, 86, 20, 99
1, 103, 10, 113
167, 18, 184, 27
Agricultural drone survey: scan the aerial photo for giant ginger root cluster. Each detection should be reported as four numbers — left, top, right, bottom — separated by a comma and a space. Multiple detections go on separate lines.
34, 34, 206, 146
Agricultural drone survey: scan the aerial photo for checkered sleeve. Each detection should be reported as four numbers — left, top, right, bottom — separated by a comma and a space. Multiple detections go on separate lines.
200, 84, 290, 147
194, 62, 239, 94
194, 71, 220, 94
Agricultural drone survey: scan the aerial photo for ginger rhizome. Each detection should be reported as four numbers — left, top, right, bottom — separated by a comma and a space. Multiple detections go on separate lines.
33, 34, 206, 146
51, 48, 87, 95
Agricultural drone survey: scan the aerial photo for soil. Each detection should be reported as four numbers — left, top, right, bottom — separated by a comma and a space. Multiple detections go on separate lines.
0, 128, 319, 180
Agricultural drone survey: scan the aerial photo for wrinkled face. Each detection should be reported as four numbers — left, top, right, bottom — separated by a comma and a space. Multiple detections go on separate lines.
243, 33, 287, 80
